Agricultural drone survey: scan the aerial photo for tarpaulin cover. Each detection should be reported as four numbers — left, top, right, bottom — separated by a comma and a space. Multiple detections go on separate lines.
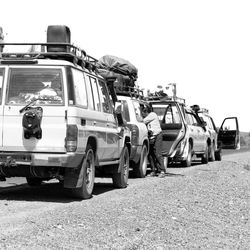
97, 55, 138, 81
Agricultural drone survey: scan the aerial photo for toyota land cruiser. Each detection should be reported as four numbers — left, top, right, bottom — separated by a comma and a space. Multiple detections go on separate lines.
0, 25, 131, 199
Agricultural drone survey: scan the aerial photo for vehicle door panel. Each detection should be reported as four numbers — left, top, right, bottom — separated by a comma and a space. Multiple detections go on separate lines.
218, 117, 239, 149
3, 106, 66, 152
153, 103, 185, 156
97, 79, 120, 160
186, 113, 200, 151
84, 74, 107, 160
2, 66, 67, 152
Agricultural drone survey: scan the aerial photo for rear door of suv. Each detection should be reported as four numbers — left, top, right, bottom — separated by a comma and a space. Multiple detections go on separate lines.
2, 66, 67, 152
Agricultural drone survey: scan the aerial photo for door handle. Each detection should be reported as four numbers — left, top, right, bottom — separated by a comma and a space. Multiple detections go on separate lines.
93, 121, 96, 125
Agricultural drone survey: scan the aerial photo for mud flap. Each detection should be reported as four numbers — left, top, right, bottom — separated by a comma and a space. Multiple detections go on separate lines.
64, 164, 84, 188
63, 154, 85, 188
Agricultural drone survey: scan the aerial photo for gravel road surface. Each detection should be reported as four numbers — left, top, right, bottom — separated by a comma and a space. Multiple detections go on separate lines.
0, 150, 249, 250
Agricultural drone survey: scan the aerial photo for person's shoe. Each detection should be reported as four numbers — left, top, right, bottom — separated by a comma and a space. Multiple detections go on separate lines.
158, 171, 166, 178
147, 172, 157, 177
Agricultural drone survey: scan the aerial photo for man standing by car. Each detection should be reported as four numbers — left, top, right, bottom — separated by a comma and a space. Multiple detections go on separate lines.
142, 106, 166, 177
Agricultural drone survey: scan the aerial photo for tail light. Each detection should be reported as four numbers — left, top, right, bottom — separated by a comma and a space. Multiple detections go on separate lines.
65, 125, 78, 152
128, 124, 139, 145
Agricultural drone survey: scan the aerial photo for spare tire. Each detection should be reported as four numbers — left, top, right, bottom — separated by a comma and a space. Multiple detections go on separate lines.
47, 25, 71, 52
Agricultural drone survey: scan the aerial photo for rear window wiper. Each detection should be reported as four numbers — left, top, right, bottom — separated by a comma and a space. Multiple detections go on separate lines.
19, 98, 50, 113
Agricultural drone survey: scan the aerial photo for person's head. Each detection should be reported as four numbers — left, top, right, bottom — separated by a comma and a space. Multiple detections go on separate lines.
142, 105, 152, 118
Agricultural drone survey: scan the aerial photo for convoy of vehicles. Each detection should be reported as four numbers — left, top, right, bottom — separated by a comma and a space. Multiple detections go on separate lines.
149, 95, 239, 167
0, 25, 240, 199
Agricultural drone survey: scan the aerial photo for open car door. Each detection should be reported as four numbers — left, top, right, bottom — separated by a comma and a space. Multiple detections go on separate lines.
218, 117, 240, 149
152, 102, 185, 157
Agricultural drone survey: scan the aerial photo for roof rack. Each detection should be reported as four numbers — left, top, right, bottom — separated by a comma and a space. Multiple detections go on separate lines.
0, 42, 98, 72
115, 85, 144, 99
146, 93, 186, 104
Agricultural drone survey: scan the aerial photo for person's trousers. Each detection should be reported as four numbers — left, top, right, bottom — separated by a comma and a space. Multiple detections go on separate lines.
150, 132, 165, 172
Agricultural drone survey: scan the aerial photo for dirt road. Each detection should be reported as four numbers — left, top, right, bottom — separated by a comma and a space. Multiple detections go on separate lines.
0, 150, 249, 249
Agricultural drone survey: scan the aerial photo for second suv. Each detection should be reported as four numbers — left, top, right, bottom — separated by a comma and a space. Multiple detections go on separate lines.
116, 88, 149, 178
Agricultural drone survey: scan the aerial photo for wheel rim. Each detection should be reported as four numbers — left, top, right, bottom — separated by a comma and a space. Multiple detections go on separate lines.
85, 150, 95, 194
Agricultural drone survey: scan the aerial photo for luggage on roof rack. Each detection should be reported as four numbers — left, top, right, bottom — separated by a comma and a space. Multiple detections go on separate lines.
97, 55, 138, 87
146, 91, 186, 104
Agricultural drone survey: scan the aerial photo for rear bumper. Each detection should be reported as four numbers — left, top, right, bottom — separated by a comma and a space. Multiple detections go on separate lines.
0, 152, 84, 168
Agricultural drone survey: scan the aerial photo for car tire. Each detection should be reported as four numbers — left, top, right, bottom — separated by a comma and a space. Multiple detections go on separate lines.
132, 145, 148, 178
112, 146, 129, 188
70, 145, 95, 199
209, 142, 215, 162
215, 150, 222, 161
181, 143, 192, 167
201, 144, 209, 164
26, 177, 42, 186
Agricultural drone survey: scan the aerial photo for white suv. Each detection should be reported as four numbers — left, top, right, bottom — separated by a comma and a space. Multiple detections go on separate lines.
0, 25, 131, 199
117, 92, 149, 178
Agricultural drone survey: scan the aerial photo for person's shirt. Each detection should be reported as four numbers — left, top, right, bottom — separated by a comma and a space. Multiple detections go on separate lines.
143, 112, 162, 136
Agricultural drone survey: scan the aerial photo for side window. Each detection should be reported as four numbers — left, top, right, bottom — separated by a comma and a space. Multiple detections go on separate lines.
121, 100, 130, 122
98, 80, 113, 113
0, 68, 4, 105
171, 105, 181, 123
133, 101, 143, 122
7, 68, 63, 105
152, 106, 167, 121
162, 104, 181, 124
89, 77, 100, 111
71, 68, 87, 107
191, 114, 200, 126
185, 112, 194, 125
209, 117, 217, 130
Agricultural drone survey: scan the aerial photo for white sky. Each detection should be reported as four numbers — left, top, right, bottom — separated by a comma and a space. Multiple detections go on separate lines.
1, 0, 250, 131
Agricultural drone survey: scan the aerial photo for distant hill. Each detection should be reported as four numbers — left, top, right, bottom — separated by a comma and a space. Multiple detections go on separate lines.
240, 131, 250, 148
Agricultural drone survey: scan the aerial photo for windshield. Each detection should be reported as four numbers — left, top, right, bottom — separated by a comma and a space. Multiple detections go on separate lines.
6, 68, 63, 105
153, 103, 182, 124
152, 104, 170, 122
